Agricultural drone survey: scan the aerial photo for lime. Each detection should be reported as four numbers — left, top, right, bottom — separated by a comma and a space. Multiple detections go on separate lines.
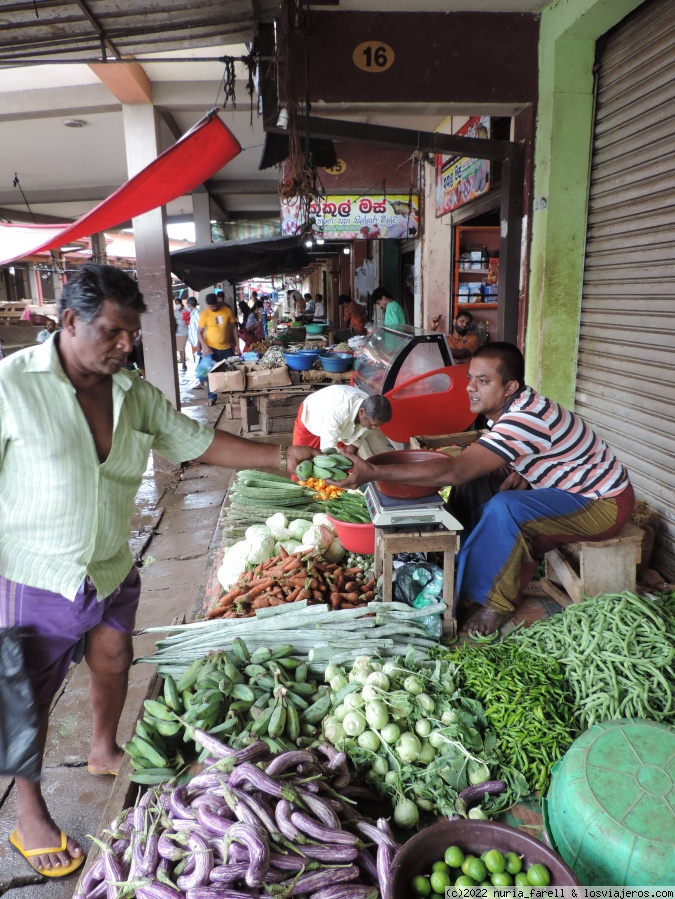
491, 871, 513, 887
430, 871, 452, 893
465, 857, 488, 883
430, 894, 444, 899
455, 875, 477, 887
461, 855, 477, 876
444, 845, 465, 868
411, 875, 431, 896
527, 863, 551, 887
431, 861, 451, 876
505, 852, 523, 875
515, 872, 530, 886
484, 849, 506, 874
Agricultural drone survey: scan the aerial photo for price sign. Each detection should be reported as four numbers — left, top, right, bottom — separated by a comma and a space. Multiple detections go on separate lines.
352, 41, 395, 73
324, 159, 347, 175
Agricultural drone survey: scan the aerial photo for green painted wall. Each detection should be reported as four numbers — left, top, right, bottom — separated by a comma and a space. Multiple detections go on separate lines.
526, 0, 646, 405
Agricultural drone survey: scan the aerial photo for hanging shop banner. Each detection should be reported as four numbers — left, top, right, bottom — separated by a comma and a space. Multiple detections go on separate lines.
280, 194, 419, 240
435, 117, 491, 217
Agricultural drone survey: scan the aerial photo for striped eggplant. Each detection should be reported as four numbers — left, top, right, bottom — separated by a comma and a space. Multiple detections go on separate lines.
176, 832, 213, 891
135, 883, 183, 899
274, 798, 304, 843
357, 848, 379, 884
299, 844, 360, 864
296, 789, 341, 829
225, 822, 269, 889
290, 810, 359, 845
308, 887, 379, 899
197, 803, 233, 837
377, 842, 395, 899
279, 863, 361, 895
264, 750, 314, 777
356, 821, 398, 850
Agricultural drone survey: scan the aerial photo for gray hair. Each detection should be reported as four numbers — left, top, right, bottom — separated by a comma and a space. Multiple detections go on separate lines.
59, 264, 147, 324
361, 394, 392, 423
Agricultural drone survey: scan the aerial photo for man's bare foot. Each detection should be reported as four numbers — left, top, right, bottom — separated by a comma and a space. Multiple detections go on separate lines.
87, 743, 124, 777
13, 815, 83, 873
462, 603, 511, 636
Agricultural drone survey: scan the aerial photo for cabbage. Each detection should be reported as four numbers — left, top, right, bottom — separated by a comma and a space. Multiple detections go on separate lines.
302, 524, 335, 549
266, 512, 291, 540
312, 512, 335, 531
288, 518, 312, 541
274, 539, 302, 555
323, 535, 346, 563
245, 524, 271, 542
244, 534, 276, 564
217, 540, 250, 590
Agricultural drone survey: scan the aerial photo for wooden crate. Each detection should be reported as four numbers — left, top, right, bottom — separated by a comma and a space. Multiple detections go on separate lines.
259, 411, 298, 434
257, 391, 308, 416
541, 521, 644, 607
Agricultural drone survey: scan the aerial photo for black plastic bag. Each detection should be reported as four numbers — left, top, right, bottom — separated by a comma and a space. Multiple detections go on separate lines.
0, 628, 41, 781
392, 562, 444, 640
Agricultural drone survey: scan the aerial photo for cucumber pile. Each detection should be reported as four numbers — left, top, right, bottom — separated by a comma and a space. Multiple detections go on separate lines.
296, 447, 353, 482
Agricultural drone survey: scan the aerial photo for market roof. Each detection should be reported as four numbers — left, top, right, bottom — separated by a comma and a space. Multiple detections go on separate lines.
170, 234, 311, 290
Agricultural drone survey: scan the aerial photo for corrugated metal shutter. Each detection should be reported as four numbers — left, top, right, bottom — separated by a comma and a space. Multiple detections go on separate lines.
576, 0, 675, 579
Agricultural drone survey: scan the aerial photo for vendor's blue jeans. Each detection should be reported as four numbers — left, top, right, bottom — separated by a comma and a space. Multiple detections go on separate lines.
205, 347, 235, 402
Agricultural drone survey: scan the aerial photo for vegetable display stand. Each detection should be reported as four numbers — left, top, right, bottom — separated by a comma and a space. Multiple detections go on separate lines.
374, 526, 460, 636
540, 521, 644, 607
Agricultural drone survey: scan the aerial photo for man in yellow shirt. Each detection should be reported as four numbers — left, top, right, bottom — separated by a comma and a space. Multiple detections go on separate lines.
197, 293, 238, 405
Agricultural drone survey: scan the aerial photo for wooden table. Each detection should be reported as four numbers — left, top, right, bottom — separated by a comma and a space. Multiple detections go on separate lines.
373, 525, 461, 637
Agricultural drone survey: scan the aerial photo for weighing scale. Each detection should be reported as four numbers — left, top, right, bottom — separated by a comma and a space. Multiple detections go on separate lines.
364, 483, 463, 533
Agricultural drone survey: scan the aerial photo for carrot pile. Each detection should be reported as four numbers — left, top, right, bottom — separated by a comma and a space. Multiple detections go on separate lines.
297, 476, 345, 501
206, 547, 375, 620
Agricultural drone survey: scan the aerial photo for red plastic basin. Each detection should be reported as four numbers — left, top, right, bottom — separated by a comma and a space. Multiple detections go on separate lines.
327, 515, 375, 555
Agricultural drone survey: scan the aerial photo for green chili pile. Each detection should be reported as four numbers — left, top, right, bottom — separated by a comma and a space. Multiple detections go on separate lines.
508, 590, 675, 731
432, 642, 575, 793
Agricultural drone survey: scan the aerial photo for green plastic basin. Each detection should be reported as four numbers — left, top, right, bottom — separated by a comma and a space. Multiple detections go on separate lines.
543, 719, 675, 886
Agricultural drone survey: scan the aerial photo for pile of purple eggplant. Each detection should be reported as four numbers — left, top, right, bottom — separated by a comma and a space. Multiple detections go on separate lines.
75, 729, 399, 899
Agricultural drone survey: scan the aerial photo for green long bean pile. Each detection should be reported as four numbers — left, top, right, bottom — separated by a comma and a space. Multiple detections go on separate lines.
432, 642, 576, 793
509, 590, 675, 731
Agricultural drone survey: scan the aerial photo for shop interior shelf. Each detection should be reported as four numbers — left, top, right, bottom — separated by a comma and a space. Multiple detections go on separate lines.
457, 302, 498, 309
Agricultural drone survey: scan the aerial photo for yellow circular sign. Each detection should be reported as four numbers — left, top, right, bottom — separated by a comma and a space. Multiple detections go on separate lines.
324, 159, 347, 175
352, 41, 395, 73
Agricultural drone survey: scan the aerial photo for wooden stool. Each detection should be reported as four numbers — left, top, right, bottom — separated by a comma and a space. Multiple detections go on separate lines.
374, 526, 461, 636
540, 522, 644, 608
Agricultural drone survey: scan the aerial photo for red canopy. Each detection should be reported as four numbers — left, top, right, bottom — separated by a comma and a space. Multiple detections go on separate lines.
0, 112, 241, 265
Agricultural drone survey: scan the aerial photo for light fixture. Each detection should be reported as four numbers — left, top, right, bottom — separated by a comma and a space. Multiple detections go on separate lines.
315, 237, 325, 245
63, 118, 87, 128
343, 246, 350, 255
304, 238, 313, 248
276, 107, 289, 129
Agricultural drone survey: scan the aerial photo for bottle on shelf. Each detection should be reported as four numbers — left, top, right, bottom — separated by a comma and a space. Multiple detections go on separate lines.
476, 321, 486, 344
484, 321, 490, 344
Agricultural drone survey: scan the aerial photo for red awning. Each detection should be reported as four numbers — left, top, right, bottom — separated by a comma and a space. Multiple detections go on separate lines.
0, 111, 241, 265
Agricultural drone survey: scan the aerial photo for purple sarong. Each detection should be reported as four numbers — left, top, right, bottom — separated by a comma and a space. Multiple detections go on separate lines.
0, 567, 140, 706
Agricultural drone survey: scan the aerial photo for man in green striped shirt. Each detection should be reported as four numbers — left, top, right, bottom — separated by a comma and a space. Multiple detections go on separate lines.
0, 264, 314, 878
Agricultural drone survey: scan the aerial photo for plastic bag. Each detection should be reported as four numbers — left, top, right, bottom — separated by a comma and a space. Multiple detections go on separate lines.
194, 354, 216, 381
392, 562, 444, 640
0, 628, 41, 781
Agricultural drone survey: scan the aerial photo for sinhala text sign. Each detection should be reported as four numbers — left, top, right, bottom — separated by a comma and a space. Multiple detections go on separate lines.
435, 116, 491, 217
280, 194, 419, 240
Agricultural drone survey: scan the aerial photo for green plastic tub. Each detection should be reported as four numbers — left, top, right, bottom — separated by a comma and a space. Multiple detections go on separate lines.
543, 719, 675, 886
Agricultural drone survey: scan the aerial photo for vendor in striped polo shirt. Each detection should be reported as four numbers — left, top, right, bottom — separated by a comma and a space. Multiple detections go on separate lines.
0, 264, 316, 879
336, 342, 635, 636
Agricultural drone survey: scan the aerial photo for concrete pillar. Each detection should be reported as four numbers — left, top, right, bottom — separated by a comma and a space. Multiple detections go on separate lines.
418, 160, 453, 333
122, 103, 180, 409
192, 188, 213, 308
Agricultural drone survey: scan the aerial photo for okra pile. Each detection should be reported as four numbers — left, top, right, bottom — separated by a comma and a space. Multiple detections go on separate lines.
81, 740, 389, 899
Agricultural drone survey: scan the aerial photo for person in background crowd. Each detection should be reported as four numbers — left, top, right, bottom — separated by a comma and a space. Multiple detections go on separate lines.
187, 298, 200, 363
335, 342, 635, 636
431, 310, 479, 360
314, 294, 326, 319
293, 384, 392, 452
238, 300, 251, 325
289, 290, 305, 318
372, 286, 406, 327
198, 293, 238, 406
303, 293, 315, 316
329, 294, 368, 345
36, 319, 57, 343
241, 299, 265, 349
173, 298, 189, 371
0, 264, 316, 880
